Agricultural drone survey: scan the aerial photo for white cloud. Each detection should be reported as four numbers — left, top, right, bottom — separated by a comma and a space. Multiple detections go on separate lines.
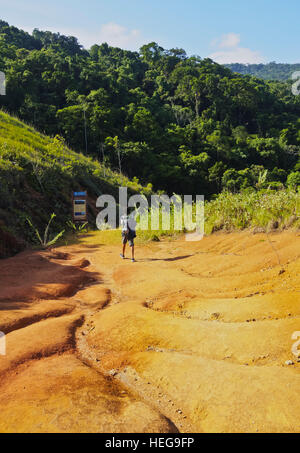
21, 22, 147, 51
209, 33, 265, 64
97, 22, 143, 49
209, 48, 265, 65
219, 33, 241, 49
70, 22, 146, 50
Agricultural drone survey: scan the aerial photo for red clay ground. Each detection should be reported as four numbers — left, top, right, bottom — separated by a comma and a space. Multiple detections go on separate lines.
0, 231, 299, 433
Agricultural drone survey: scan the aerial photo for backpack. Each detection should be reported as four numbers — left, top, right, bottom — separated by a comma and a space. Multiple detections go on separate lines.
121, 215, 136, 237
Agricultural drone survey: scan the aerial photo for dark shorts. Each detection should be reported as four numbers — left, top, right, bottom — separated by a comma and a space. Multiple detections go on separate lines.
122, 231, 135, 247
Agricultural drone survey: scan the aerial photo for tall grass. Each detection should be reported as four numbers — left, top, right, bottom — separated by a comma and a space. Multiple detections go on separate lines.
91, 190, 299, 247
132, 190, 299, 238
205, 189, 300, 234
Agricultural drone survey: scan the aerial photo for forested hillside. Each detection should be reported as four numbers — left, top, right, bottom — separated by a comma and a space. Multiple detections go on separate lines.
226, 63, 300, 81
0, 110, 152, 255
0, 20, 300, 196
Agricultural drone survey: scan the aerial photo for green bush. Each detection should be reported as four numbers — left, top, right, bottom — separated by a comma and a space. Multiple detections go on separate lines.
205, 189, 300, 233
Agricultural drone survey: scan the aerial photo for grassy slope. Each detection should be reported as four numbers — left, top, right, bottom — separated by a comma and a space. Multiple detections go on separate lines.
0, 110, 152, 252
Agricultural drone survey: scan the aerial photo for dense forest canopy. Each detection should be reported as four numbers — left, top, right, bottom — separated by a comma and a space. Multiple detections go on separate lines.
226, 63, 300, 81
0, 20, 299, 196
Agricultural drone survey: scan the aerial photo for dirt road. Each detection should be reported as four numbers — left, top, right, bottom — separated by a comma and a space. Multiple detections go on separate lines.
0, 231, 299, 433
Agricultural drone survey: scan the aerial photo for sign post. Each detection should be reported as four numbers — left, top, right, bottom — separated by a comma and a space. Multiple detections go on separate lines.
72, 191, 88, 225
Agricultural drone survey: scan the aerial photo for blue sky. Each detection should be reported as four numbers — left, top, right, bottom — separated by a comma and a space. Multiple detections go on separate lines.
0, 0, 299, 63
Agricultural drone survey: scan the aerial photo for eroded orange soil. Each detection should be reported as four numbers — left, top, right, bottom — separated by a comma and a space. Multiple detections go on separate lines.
0, 231, 299, 433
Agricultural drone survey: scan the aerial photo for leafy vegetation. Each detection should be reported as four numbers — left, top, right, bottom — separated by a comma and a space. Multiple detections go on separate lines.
133, 189, 300, 237
226, 63, 300, 81
26, 213, 65, 248
0, 21, 299, 255
0, 110, 152, 246
0, 20, 299, 198
205, 189, 300, 233
65, 188, 300, 249
66, 220, 88, 233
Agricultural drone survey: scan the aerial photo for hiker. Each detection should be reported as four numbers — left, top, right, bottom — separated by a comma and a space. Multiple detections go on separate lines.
120, 213, 136, 262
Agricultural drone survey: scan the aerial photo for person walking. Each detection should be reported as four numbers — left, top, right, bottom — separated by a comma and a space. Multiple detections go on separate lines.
120, 214, 136, 262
